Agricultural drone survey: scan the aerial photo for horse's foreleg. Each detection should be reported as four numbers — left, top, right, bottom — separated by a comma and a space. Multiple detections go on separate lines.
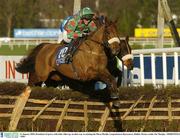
98, 69, 120, 107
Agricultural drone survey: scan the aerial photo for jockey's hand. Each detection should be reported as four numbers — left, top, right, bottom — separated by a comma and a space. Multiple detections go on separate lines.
82, 33, 90, 37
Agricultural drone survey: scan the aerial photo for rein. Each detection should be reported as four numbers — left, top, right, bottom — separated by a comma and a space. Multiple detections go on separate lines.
83, 23, 133, 62
80, 25, 121, 58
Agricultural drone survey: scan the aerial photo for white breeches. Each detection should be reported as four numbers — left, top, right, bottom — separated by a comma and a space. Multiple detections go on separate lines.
57, 30, 72, 43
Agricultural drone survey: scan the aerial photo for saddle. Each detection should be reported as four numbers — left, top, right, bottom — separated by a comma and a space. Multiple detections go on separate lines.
56, 37, 85, 65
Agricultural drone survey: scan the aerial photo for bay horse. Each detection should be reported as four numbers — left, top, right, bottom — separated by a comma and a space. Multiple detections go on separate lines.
30, 37, 130, 93
29, 37, 131, 88
15, 20, 133, 107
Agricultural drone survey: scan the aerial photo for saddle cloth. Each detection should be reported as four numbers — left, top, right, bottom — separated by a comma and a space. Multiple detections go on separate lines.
56, 38, 84, 65
56, 46, 69, 65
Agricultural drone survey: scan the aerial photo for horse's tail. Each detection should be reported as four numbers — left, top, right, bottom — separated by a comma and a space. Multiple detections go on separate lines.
15, 43, 49, 73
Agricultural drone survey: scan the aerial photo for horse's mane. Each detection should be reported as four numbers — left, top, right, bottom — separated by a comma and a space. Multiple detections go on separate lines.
93, 16, 117, 27
93, 17, 105, 28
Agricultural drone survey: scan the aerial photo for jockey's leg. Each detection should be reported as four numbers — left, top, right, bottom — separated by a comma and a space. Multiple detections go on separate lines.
62, 30, 74, 63
57, 31, 63, 43
62, 30, 71, 43
64, 37, 82, 63
64, 43, 74, 63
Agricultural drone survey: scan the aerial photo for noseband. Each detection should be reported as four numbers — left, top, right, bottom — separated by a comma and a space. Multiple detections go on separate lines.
108, 37, 120, 44
118, 39, 133, 61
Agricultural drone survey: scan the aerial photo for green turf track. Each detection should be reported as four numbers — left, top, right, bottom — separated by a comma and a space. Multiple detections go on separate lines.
0, 45, 35, 55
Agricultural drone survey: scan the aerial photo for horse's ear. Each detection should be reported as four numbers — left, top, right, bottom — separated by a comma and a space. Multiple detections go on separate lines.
126, 36, 129, 42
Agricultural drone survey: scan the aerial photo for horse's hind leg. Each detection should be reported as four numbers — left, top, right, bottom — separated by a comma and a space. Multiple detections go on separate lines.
35, 56, 52, 84
98, 69, 120, 107
45, 72, 63, 87
28, 72, 43, 86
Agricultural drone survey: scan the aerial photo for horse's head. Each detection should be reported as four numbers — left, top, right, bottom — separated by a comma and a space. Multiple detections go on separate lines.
103, 20, 121, 55
103, 20, 133, 70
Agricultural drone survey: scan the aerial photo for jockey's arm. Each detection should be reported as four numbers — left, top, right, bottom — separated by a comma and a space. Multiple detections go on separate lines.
88, 21, 97, 32
66, 29, 83, 39
65, 19, 83, 39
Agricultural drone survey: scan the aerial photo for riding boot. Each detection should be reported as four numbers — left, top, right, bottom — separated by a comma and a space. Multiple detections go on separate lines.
64, 38, 80, 63
64, 41, 74, 63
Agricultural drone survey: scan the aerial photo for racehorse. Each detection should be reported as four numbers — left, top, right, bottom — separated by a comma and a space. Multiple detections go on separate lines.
34, 37, 129, 92
15, 20, 133, 107
30, 37, 130, 89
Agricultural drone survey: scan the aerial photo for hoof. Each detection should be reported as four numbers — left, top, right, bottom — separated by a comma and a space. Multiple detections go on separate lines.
113, 101, 121, 108
110, 92, 119, 99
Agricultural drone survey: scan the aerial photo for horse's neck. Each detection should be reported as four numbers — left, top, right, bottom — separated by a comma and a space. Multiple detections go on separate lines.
89, 25, 105, 42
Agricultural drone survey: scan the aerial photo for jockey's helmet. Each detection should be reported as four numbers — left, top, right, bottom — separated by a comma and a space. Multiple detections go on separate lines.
80, 7, 94, 20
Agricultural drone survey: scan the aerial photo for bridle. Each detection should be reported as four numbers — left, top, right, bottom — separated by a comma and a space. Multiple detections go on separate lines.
106, 24, 133, 61
88, 24, 120, 50
87, 22, 133, 61
118, 39, 133, 62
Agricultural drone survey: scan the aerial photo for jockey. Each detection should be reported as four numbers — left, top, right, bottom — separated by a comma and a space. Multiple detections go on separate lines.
58, 7, 97, 43
57, 7, 97, 62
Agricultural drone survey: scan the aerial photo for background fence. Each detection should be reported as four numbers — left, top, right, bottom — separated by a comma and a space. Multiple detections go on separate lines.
0, 37, 176, 50
127, 47, 180, 86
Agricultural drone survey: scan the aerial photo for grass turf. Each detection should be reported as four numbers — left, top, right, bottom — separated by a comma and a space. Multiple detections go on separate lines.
0, 45, 35, 55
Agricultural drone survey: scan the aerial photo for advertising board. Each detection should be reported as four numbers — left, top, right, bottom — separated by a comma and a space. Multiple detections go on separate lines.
135, 28, 180, 38
14, 29, 60, 38
0, 56, 28, 83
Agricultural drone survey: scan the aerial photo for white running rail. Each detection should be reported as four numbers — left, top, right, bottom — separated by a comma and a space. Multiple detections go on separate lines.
123, 47, 180, 86
0, 37, 175, 50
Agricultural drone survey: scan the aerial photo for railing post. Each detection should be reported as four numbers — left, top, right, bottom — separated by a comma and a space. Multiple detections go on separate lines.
162, 52, 167, 86
174, 52, 179, 85
157, 0, 164, 48
151, 53, 156, 86
140, 54, 144, 86
122, 66, 128, 87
